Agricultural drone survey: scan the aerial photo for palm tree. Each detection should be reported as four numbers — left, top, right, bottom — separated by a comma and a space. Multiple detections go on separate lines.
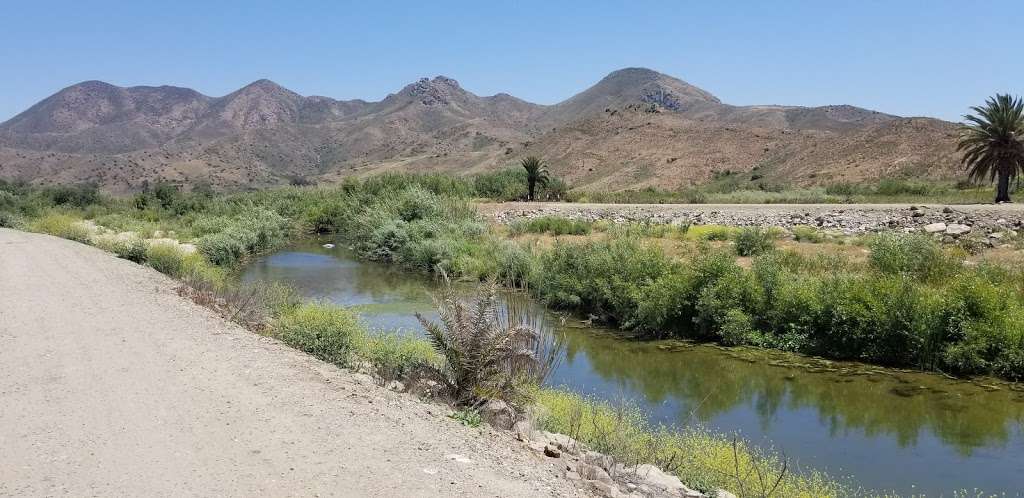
520, 156, 550, 201
958, 94, 1024, 203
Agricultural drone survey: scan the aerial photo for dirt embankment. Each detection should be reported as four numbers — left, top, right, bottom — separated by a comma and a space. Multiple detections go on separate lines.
0, 228, 587, 497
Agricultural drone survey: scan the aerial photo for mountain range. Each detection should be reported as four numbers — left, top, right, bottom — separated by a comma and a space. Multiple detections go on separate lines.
0, 67, 960, 193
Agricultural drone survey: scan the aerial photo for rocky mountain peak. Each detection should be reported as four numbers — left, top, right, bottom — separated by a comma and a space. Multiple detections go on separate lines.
402, 76, 468, 106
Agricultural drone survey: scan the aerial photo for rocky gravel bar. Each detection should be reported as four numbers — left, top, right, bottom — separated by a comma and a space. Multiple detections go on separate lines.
479, 202, 1024, 239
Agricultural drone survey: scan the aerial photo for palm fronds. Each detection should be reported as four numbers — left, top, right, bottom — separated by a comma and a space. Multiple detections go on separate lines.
521, 156, 550, 201
416, 274, 561, 406
957, 94, 1024, 202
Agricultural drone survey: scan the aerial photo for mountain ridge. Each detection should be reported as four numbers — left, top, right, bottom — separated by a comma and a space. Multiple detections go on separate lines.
0, 68, 960, 192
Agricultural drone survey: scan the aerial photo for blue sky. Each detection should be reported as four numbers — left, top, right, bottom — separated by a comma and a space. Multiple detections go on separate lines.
1, 0, 1020, 122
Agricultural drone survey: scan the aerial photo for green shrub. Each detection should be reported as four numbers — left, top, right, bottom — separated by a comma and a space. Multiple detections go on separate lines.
0, 210, 24, 228
733, 226, 775, 256
695, 267, 762, 336
178, 253, 229, 290
273, 304, 363, 366
493, 241, 535, 287
510, 216, 592, 236
533, 239, 670, 327
146, 242, 188, 276
197, 209, 288, 266
868, 232, 961, 282
791, 225, 826, 243
394, 186, 444, 222
686, 225, 737, 241
198, 231, 247, 266
356, 332, 439, 382
28, 213, 92, 243
93, 233, 147, 262
472, 168, 567, 201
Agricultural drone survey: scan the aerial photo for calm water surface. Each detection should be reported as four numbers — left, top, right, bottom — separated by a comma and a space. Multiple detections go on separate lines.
242, 241, 1024, 496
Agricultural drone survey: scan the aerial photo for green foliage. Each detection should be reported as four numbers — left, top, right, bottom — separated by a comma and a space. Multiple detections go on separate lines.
535, 389, 843, 497
93, 233, 148, 262
28, 213, 93, 243
733, 226, 775, 256
533, 239, 671, 327
197, 209, 288, 266
958, 94, 1024, 202
510, 216, 592, 236
686, 225, 738, 241
0, 210, 24, 228
273, 303, 363, 366
43, 183, 103, 208
8, 174, 1024, 380
868, 232, 961, 282
417, 282, 553, 406
145, 242, 189, 276
520, 156, 550, 201
473, 168, 567, 201
449, 409, 483, 427
791, 225, 826, 243
356, 331, 440, 383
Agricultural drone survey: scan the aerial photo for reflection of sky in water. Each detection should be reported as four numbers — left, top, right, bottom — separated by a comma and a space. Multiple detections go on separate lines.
242, 242, 1024, 496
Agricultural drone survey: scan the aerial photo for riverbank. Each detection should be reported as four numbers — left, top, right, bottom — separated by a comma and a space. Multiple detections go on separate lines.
0, 226, 843, 496
3, 178, 1022, 381
242, 240, 1024, 496
4, 177, 1023, 494
0, 229, 590, 497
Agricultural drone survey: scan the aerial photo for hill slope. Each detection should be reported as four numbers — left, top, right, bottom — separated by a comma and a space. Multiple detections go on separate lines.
0, 68, 960, 192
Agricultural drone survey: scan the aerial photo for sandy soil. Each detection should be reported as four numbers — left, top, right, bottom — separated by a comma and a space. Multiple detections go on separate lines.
0, 229, 586, 497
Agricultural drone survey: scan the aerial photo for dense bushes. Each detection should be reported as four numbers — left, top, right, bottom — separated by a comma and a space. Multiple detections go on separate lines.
197, 209, 289, 265
510, 216, 592, 236
534, 239, 671, 328
733, 226, 775, 256
274, 304, 363, 365
28, 213, 93, 242
472, 168, 567, 201
868, 232, 961, 282
529, 235, 1024, 378
8, 176, 1024, 380
92, 233, 148, 262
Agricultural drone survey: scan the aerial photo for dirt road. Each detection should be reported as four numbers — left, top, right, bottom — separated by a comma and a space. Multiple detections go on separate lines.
0, 229, 583, 497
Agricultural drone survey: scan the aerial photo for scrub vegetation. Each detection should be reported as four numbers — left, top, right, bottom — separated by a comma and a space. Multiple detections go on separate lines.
3, 175, 1023, 381
7, 173, 1022, 495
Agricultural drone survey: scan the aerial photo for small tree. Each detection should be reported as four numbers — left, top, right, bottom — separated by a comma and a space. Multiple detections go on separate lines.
520, 156, 550, 201
958, 94, 1024, 203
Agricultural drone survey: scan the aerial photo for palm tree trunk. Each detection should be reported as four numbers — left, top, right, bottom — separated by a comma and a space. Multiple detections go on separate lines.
527, 179, 535, 201
996, 170, 1012, 203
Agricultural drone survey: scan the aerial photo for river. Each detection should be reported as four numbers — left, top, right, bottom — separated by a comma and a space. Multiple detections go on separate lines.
241, 240, 1024, 496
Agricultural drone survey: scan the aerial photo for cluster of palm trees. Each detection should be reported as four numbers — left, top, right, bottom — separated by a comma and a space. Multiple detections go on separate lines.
959, 94, 1024, 203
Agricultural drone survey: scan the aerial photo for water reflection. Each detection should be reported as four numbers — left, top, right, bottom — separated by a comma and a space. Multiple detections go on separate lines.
241, 241, 1024, 495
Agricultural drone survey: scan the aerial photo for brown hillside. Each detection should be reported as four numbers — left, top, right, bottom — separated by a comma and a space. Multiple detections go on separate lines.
0, 68, 960, 192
